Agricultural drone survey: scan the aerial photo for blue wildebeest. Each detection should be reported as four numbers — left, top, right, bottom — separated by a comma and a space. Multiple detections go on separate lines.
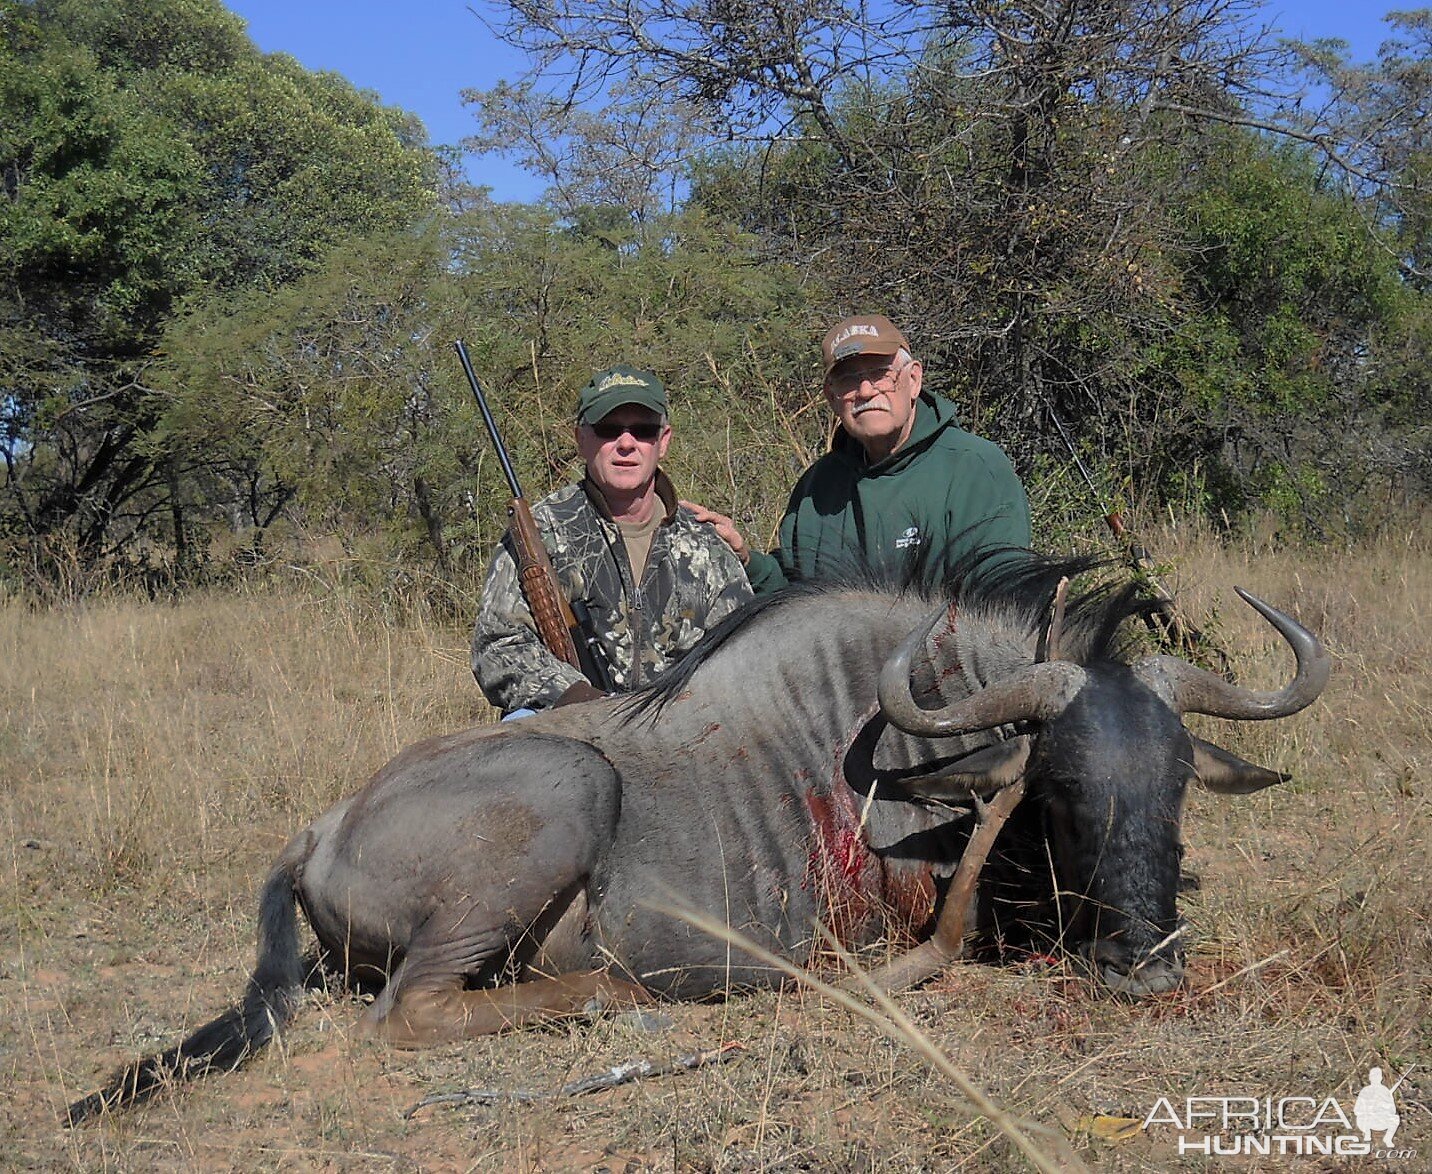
67, 554, 1329, 1123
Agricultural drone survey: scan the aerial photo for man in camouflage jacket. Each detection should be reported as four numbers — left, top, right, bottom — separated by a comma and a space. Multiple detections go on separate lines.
472, 365, 753, 716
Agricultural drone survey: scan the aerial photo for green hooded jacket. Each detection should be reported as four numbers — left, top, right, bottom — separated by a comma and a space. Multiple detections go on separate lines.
745, 392, 1030, 593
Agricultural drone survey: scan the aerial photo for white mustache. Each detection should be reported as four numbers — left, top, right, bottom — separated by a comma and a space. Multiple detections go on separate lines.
851, 399, 885, 416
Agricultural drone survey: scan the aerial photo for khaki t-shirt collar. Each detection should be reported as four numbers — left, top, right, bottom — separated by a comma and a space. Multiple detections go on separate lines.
580, 468, 679, 525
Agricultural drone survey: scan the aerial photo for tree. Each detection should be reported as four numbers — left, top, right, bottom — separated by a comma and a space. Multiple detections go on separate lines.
479, 1, 1300, 441
156, 198, 817, 573
157, 226, 465, 570
1266, 12, 1432, 518
480, 0, 1423, 532
463, 76, 702, 222
0, 0, 438, 581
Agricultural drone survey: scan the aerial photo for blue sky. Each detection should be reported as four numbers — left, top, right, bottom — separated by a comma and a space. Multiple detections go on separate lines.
225, 1, 1407, 204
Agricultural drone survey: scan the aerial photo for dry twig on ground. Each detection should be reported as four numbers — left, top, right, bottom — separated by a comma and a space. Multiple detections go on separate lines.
402, 1041, 745, 1118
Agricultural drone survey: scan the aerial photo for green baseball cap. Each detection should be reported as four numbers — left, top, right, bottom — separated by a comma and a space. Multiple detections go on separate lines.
575, 365, 668, 425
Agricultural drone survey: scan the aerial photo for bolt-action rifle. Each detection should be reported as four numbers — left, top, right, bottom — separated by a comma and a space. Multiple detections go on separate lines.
1050, 410, 1232, 677
454, 340, 615, 692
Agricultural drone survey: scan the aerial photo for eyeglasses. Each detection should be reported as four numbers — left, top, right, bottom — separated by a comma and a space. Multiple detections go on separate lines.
828, 360, 909, 398
588, 420, 665, 442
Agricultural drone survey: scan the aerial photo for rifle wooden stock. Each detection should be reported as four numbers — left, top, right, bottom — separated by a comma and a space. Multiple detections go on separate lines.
507, 496, 583, 670
455, 338, 613, 689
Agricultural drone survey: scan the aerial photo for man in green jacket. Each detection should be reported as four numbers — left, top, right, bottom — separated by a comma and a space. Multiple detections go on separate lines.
688, 313, 1030, 591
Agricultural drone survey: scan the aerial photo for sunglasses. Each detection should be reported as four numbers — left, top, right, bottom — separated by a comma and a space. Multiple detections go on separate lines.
588, 420, 665, 442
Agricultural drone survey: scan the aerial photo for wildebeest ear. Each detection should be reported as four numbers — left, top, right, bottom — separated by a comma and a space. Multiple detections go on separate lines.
898, 736, 1031, 799
1187, 735, 1289, 794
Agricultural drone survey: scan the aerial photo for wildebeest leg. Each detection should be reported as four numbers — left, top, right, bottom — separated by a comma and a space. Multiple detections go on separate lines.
354, 888, 653, 1047
358, 966, 654, 1048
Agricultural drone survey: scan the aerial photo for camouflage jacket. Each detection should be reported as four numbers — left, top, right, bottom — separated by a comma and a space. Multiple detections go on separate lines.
472, 471, 753, 714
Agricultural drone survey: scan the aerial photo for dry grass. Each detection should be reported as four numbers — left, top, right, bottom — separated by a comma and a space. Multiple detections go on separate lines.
1, 526, 1427, 1171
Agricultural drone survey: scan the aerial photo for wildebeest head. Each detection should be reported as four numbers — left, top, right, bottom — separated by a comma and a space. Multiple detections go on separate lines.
877, 585, 1330, 997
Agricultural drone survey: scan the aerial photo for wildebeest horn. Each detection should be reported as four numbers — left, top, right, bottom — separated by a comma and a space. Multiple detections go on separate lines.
1132, 587, 1330, 719
1039, 575, 1071, 662
879, 604, 1088, 736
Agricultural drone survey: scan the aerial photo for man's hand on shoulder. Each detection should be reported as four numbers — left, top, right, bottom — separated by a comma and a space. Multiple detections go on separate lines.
680, 499, 750, 566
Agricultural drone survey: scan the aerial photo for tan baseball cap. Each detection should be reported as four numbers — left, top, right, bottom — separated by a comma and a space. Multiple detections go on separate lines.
821, 313, 910, 375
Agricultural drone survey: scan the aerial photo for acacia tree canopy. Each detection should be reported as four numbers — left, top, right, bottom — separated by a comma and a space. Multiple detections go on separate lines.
476, 0, 1426, 536
3, 0, 1424, 593
0, 0, 439, 570
156, 199, 817, 573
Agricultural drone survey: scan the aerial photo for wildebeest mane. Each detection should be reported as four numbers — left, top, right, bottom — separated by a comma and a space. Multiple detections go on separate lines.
624, 546, 1165, 724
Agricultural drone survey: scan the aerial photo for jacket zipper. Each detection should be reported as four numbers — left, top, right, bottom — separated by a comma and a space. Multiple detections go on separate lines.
600, 519, 647, 690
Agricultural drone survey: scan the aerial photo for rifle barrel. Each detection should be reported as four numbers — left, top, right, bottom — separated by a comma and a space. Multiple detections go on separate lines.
454, 339, 523, 500
1050, 408, 1104, 501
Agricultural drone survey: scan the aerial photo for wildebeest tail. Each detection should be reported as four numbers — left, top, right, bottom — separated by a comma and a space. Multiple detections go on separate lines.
64, 862, 304, 1125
